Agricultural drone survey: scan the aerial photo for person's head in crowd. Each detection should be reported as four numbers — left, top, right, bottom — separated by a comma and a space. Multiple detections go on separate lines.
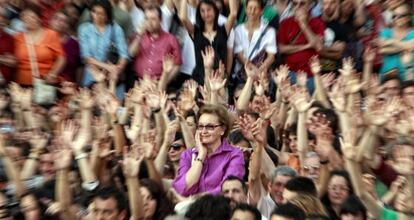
140, 179, 175, 220
63, 2, 81, 22
196, 0, 219, 32
185, 195, 231, 220
20, 3, 43, 31
391, 4, 412, 28
285, 124, 298, 153
19, 193, 40, 220
312, 107, 338, 135
270, 203, 306, 220
340, 195, 367, 220
301, 151, 321, 183
245, 0, 265, 22
144, 6, 162, 33
39, 151, 56, 182
197, 104, 231, 146
184, 109, 197, 135
288, 194, 328, 218
91, 0, 113, 26
339, 0, 355, 19
249, 94, 269, 114
322, 0, 340, 21
229, 129, 252, 160
168, 132, 186, 163
382, 72, 401, 98
322, 170, 354, 217
5, 145, 26, 170
50, 10, 71, 35
268, 166, 297, 205
213, 0, 226, 15
401, 80, 414, 107
221, 175, 248, 208
90, 187, 127, 220
230, 203, 261, 220
384, 0, 405, 11
292, 0, 310, 14
0, 6, 8, 29
283, 176, 318, 202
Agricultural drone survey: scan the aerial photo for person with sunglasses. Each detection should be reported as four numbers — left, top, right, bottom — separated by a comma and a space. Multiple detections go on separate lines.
378, 3, 414, 81
172, 104, 245, 197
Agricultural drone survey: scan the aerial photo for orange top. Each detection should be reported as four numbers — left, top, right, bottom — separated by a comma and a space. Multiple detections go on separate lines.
14, 29, 64, 85
287, 154, 301, 173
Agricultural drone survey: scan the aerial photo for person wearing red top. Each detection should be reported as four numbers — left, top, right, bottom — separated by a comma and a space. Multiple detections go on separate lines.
0, 7, 16, 83
277, 0, 325, 77
28, 0, 65, 27
129, 6, 181, 81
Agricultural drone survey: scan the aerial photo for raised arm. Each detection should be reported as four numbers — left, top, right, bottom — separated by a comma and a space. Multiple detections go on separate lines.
0, 135, 25, 198
225, 0, 238, 34
178, 0, 195, 36
236, 63, 258, 111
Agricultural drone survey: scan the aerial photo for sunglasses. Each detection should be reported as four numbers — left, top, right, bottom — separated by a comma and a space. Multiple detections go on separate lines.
169, 143, 183, 151
392, 13, 409, 19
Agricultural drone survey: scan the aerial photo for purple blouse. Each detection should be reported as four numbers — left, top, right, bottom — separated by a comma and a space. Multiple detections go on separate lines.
172, 140, 245, 197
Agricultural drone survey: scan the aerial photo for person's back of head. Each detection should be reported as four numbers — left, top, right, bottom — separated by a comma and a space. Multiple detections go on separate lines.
340, 195, 367, 220
285, 177, 318, 198
231, 203, 261, 220
185, 195, 231, 220
288, 194, 328, 217
270, 203, 306, 220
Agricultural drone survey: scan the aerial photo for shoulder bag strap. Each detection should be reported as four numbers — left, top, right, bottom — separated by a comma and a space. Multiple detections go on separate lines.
24, 34, 40, 79
248, 26, 269, 60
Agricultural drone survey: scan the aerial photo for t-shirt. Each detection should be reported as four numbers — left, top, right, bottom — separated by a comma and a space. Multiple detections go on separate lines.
277, 16, 325, 76
320, 20, 348, 72
14, 29, 64, 85
380, 207, 414, 220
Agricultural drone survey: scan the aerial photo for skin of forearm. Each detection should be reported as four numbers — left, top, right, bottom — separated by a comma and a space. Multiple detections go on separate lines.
407, 175, 414, 209
20, 153, 40, 180
0, 55, 17, 67
300, 24, 323, 51
80, 109, 92, 142
356, 126, 378, 161
180, 121, 196, 148
379, 46, 404, 55
128, 36, 141, 57
167, 65, 180, 83
146, 159, 164, 189
261, 54, 275, 71
22, 110, 38, 130
48, 56, 66, 77
126, 178, 144, 220
285, 108, 298, 129
74, 151, 98, 183
320, 47, 344, 60
362, 62, 373, 92
337, 111, 351, 135
154, 113, 165, 150
297, 112, 308, 165
313, 74, 331, 108
236, 77, 253, 111
248, 143, 263, 206
381, 190, 397, 205
185, 162, 204, 190
317, 163, 329, 197
56, 169, 74, 219
155, 142, 169, 175
113, 124, 127, 156
279, 44, 310, 55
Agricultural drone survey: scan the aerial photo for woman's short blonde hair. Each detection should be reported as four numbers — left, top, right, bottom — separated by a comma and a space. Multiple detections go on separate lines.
198, 104, 231, 137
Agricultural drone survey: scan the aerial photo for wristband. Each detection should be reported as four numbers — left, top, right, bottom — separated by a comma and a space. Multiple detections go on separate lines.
194, 157, 204, 163
75, 152, 88, 160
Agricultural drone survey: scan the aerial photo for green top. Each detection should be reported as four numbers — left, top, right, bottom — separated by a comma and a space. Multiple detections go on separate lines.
237, 2, 278, 24
381, 207, 414, 220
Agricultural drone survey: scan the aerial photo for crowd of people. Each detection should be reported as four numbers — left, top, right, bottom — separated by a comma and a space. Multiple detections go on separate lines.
0, 0, 413, 219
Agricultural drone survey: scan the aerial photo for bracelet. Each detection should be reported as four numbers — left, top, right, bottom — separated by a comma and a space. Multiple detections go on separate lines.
320, 160, 330, 165
194, 157, 204, 164
30, 148, 43, 155
75, 152, 88, 160
28, 156, 39, 161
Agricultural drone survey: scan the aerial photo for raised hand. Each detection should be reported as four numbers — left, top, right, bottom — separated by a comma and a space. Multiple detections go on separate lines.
146, 90, 161, 110
29, 131, 48, 150
254, 81, 265, 96
251, 118, 267, 145
208, 71, 227, 91
321, 72, 335, 89
21, 88, 33, 110
309, 56, 321, 75
53, 139, 73, 170
339, 57, 355, 77
164, 120, 179, 144
201, 46, 215, 69
90, 66, 106, 82
245, 62, 259, 79
272, 64, 289, 85
185, 80, 198, 99
363, 46, 376, 64
296, 71, 308, 87
238, 115, 255, 141
78, 89, 94, 109
163, 54, 175, 74
339, 129, 359, 161
328, 83, 346, 112
291, 87, 312, 112
121, 145, 144, 178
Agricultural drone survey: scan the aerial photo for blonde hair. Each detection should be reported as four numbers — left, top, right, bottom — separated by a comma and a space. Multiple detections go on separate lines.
289, 194, 328, 217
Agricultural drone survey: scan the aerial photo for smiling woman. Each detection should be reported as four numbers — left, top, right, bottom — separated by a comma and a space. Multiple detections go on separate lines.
172, 104, 245, 196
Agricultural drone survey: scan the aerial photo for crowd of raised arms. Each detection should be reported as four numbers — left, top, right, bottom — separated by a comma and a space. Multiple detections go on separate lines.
0, 0, 413, 219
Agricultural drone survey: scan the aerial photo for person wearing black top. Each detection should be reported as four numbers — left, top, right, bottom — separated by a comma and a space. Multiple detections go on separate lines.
178, 0, 238, 84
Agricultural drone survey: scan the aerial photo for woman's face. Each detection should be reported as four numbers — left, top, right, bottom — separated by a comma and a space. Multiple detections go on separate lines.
141, 187, 157, 219
198, 113, 225, 146
340, 0, 354, 17
91, 5, 108, 25
200, 3, 216, 24
50, 12, 68, 34
168, 139, 186, 162
392, 5, 411, 28
328, 176, 350, 206
21, 9, 42, 30
246, 0, 263, 21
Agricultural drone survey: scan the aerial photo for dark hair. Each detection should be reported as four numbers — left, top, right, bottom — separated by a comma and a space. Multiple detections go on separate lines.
145, 5, 163, 20
196, 0, 219, 32
22, 3, 42, 18
93, 187, 127, 212
232, 203, 261, 220
340, 195, 367, 220
285, 177, 318, 197
91, 0, 113, 24
228, 129, 249, 147
184, 109, 198, 124
271, 203, 306, 220
401, 80, 414, 93
140, 179, 175, 220
185, 195, 231, 220
246, 0, 265, 9
382, 71, 402, 85
306, 214, 331, 220
313, 108, 339, 134
222, 175, 248, 194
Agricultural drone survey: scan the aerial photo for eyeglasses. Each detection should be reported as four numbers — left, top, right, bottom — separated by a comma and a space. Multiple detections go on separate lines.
328, 185, 349, 192
197, 124, 222, 131
169, 143, 183, 151
392, 13, 410, 19
292, 1, 307, 7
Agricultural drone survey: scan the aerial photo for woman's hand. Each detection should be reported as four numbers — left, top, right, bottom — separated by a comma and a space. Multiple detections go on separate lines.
195, 131, 207, 160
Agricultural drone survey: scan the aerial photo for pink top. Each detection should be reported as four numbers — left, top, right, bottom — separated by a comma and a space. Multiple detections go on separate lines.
134, 31, 181, 79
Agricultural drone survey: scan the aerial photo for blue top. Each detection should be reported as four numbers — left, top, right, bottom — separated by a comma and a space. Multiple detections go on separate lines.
78, 22, 129, 86
379, 28, 414, 81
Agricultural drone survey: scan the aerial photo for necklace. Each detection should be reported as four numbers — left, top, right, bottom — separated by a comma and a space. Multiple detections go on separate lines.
203, 31, 216, 43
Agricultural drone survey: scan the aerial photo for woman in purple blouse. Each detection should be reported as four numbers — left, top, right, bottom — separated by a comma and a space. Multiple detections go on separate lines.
172, 104, 245, 197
